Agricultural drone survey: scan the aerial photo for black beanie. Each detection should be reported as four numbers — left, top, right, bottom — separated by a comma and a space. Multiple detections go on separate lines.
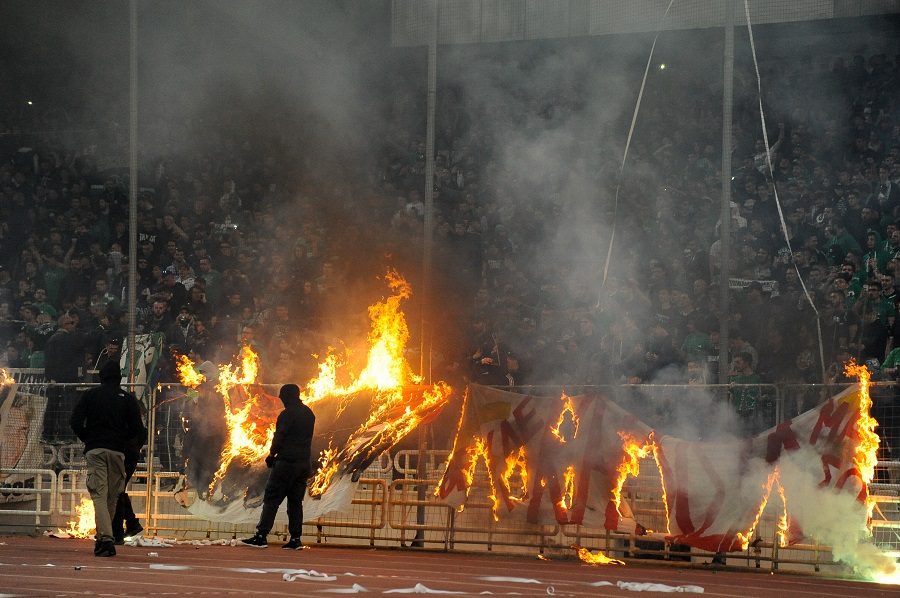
98, 361, 121, 382
279, 384, 301, 402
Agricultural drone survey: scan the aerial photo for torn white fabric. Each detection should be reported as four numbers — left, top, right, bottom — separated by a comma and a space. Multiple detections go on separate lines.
617, 581, 704, 593
127, 536, 174, 547
383, 583, 466, 594
477, 577, 540, 584
123, 537, 239, 548
317, 584, 370, 593
283, 569, 338, 582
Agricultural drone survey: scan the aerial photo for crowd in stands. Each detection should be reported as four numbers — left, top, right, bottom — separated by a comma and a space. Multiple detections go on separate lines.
0, 47, 899, 416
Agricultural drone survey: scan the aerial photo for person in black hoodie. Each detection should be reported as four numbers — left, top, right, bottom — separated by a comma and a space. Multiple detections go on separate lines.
241, 384, 315, 550
70, 361, 147, 557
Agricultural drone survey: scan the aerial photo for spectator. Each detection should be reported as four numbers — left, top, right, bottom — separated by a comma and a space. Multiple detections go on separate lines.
824, 219, 862, 267
196, 256, 223, 309
44, 313, 94, 441
729, 352, 762, 435
151, 267, 189, 314
142, 299, 172, 335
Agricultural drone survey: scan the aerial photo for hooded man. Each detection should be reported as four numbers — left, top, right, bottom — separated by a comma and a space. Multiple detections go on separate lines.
241, 383, 315, 550
70, 361, 147, 557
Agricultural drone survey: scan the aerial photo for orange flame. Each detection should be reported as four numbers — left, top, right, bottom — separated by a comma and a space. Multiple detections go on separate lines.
774, 478, 790, 548
575, 545, 625, 566
308, 443, 339, 497
648, 440, 670, 533
559, 465, 576, 512
182, 270, 452, 501
0, 368, 13, 385
842, 360, 880, 517
302, 271, 419, 406
612, 433, 653, 511
176, 354, 205, 388
58, 496, 95, 539
551, 393, 579, 442
500, 445, 529, 507
451, 437, 501, 518
307, 271, 451, 495
208, 349, 274, 497
736, 470, 778, 551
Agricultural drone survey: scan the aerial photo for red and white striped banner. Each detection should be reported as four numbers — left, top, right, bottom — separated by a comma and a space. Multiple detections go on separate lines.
438, 383, 875, 553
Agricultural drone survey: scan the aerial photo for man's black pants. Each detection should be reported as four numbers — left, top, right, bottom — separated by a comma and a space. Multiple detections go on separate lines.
256, 459, 310, 538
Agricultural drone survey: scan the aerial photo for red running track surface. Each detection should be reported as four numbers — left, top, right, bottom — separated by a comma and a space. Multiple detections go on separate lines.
0, 536, 896, 597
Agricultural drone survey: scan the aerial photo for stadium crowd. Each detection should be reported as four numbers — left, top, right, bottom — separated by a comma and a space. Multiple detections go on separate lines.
0, 48, 899, 422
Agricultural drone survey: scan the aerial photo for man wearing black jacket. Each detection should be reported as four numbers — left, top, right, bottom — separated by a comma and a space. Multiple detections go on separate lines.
44, 313, 93, 441
70, 361, 147, 557
241, 384, 315, 550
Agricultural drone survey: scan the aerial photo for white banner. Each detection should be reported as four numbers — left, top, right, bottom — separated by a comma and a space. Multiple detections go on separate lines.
0, 379, 48, 502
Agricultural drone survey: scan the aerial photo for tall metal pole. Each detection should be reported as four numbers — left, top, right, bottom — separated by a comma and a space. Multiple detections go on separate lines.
414, 0, 438, 547
718, 0, 735, 383
127, 0, 139, 384
420, 1, 438, 385
128, 0, 152, 530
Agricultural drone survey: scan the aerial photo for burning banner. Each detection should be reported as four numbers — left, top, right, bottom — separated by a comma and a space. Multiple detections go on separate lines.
0, 369, 47, 502
178, 271, 453, 523
438, 385, 651, 533
438, 370, 896, 577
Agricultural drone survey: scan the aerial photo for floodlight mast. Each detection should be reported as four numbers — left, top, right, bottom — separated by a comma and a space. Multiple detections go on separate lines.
127, 0, 155, 529
717, 0, 735, 384
414, 0, 439, 549
127, 0, 138, 386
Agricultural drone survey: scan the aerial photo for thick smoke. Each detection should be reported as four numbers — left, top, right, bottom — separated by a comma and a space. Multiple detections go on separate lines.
777, 445, 896, 580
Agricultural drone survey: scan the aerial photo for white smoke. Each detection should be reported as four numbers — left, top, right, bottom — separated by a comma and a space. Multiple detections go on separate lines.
777, 444, 896, 580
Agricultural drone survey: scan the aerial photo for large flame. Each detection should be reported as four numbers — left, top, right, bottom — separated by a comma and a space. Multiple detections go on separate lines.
842, 360, 880, 518
303, 271, 418, 404
305, 271, 451, 495
205, 349, 273, 496
843, 361, 899, 583
177, 270, 452, 500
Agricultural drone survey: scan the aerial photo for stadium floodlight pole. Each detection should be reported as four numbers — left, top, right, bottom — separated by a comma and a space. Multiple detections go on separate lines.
128, 0, 153, 527
718, 0, 735, 384
414, 0, 439, 548
127, 0, 138, 387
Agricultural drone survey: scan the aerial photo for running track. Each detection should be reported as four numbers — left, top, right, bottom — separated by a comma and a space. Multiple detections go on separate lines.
0, 536, 896, 597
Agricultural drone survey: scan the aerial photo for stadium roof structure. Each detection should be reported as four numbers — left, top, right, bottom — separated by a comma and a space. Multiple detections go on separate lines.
391, 0, 900, 46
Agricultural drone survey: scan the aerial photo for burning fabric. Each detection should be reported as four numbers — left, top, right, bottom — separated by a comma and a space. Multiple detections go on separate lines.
178, 270, 452, 523
438, 366, 895, 578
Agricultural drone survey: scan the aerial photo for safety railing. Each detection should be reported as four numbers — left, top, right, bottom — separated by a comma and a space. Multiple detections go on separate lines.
0, 468, 56, 524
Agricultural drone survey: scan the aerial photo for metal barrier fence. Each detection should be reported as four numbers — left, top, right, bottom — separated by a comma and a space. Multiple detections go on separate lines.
1, 376, 897, 573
